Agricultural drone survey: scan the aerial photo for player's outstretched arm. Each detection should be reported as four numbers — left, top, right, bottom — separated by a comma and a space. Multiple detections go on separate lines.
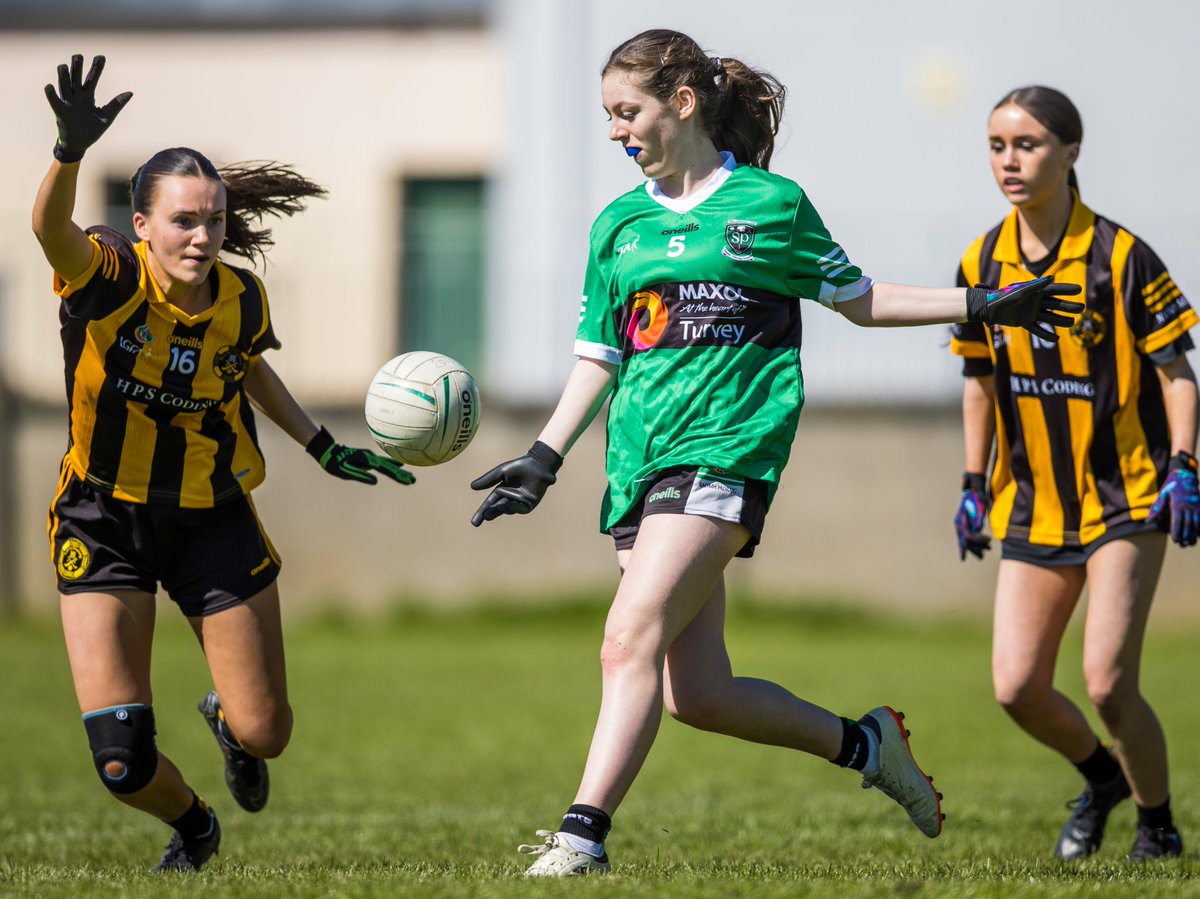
470, 358, 616, 527
32, 54, 133, 280
244, 358, 414, 486
837, 279, 1084, 342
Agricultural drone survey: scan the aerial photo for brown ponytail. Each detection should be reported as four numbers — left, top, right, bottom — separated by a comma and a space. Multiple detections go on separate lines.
130, 148, 326, 266
602, 29, 786, 170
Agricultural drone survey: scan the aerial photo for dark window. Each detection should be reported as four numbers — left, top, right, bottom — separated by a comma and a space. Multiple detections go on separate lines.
103, 178, 136, 242
399, 178, 486, 374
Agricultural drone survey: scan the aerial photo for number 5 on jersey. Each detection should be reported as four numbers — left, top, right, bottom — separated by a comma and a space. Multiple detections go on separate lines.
667, 235, 686, 257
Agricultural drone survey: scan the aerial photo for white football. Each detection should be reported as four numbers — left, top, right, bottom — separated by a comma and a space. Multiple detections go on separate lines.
364, 352, 481, 466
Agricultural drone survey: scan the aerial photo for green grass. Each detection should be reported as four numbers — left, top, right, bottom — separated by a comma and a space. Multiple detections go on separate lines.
1, 599, 1198, 897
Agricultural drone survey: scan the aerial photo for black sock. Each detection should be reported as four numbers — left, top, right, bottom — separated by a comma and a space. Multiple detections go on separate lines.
831, 717, 871, 771
1137, 798, 1174, 831
1074, 740, 1121, 784
560, 804, 611, 844
167, 793, 215, 840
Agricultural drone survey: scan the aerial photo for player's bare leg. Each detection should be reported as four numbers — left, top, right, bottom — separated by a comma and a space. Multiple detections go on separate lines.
1083, 534, 1179, 858
663, 575, 842, 753
190, 582, 291, 813
574, 513, 747, 812
992, 560, 1095, 757
61, 590, 219, 870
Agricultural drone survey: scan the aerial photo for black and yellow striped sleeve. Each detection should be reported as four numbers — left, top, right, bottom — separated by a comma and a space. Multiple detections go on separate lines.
1122, 239, 1197, 355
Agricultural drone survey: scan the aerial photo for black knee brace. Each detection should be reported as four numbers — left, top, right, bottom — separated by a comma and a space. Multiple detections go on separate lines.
82, 704, 159, 795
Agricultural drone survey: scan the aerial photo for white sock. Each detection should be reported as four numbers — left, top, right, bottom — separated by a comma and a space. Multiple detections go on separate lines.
860, 726, 881, 778
558, 831, 605, 857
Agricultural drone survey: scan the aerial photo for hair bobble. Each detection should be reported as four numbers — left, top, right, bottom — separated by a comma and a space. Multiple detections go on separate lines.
711, 56, 724, 84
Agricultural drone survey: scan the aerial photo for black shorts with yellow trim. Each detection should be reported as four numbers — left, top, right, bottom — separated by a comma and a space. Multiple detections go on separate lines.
1000, 518, 1165, 568
48, 469, 281, 616
610, 467, 769, 559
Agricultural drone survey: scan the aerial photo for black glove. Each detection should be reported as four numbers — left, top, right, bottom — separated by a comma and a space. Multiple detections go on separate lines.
954, 472, 992, 560
44, 54, 133, 163
306, 426, 415, 486
965, 277, 1084, 343
469, 441, 562, 527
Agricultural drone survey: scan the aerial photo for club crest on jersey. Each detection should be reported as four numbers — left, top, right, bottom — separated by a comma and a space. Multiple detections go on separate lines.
1069, 308, 1105, 348
213, 346, 250, 382
135, 324, 154, 344
723, 220, 758, 261
57, 537, 90, 581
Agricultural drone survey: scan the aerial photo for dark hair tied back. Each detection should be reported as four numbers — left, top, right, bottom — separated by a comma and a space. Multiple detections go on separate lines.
603, 29, 786, 170
129, 147, 327, 266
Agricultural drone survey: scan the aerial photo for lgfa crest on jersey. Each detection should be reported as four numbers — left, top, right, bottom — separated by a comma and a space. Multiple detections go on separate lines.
723, 220, 757, 261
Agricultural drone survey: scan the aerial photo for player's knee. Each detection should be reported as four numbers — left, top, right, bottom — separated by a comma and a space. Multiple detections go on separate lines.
993, 678, 1044, 719
664, 692, 722, 730
228, 707, 293, 759
83, 704, 159, 795
1085, 675, 1133, 725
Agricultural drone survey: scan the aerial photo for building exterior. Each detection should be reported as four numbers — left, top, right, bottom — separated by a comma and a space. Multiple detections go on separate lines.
2, 0, 1198, 615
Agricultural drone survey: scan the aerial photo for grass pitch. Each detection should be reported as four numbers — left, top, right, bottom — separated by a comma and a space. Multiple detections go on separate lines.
1, 599, 1197, 897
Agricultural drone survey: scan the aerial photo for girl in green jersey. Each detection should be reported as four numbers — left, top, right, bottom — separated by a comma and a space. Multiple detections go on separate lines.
470, 29, 1081, 876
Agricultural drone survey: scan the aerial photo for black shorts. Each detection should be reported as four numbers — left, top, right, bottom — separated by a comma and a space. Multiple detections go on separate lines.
1000, 518, 1164, 568
49, 468, 281, 616
610, 467, 770, 559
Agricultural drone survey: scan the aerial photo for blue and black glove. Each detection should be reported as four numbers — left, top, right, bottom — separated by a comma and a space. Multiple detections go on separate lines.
306, 426, 415, 486
1148, 451, 1199, 547
469, 441, 562, 527
955, 472, 991, 560
44, 54, 133, 163
966, 277, 1084, 343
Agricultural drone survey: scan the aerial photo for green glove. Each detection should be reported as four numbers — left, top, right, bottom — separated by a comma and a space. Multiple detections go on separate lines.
305, 427, 415, 486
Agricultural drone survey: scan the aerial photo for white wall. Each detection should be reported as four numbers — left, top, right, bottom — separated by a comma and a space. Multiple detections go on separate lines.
491, 0, 1200, 403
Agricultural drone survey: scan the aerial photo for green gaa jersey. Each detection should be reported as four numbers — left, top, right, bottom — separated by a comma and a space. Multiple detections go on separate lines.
577, 153, 872, 531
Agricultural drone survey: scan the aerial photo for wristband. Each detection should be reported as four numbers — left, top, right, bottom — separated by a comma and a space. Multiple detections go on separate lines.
52, 141, 86, 164
964, 287, 989, 323
961, 472, 987, 494
527, 440, 563, 475
305, 426, 335, 461
1168, 450, 1198, 474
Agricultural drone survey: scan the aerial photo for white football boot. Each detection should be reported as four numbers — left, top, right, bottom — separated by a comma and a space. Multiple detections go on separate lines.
518, 830, 611, 876
858, 706, 944, 838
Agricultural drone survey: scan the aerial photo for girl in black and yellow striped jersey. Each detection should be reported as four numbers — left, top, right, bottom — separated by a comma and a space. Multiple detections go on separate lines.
34, 55, 415, 873
950, 86, 1199, 862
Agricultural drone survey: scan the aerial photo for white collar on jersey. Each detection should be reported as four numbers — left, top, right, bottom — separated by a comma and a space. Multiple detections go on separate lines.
645, 150, 737, 214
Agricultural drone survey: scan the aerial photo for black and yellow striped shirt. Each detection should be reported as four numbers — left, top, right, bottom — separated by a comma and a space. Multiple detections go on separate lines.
54, 226, 280, 508
950, 194, 1197, 548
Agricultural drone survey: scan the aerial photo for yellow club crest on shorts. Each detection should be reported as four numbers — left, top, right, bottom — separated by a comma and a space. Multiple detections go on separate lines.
57, 537, 91, 581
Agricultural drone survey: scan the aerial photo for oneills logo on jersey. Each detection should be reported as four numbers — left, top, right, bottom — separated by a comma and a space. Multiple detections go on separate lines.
722, 220, 758, 261
1069, 308, 1106, 348
57, 537, 90, 581
213, 346, 250, 383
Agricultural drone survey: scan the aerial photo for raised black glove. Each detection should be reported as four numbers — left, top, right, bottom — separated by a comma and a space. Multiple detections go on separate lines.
954, 472, 992, 560
965, 277, 1084, 343
44, 54, 133, 163
306, 426, 415, 486
469, 441, 562, 527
